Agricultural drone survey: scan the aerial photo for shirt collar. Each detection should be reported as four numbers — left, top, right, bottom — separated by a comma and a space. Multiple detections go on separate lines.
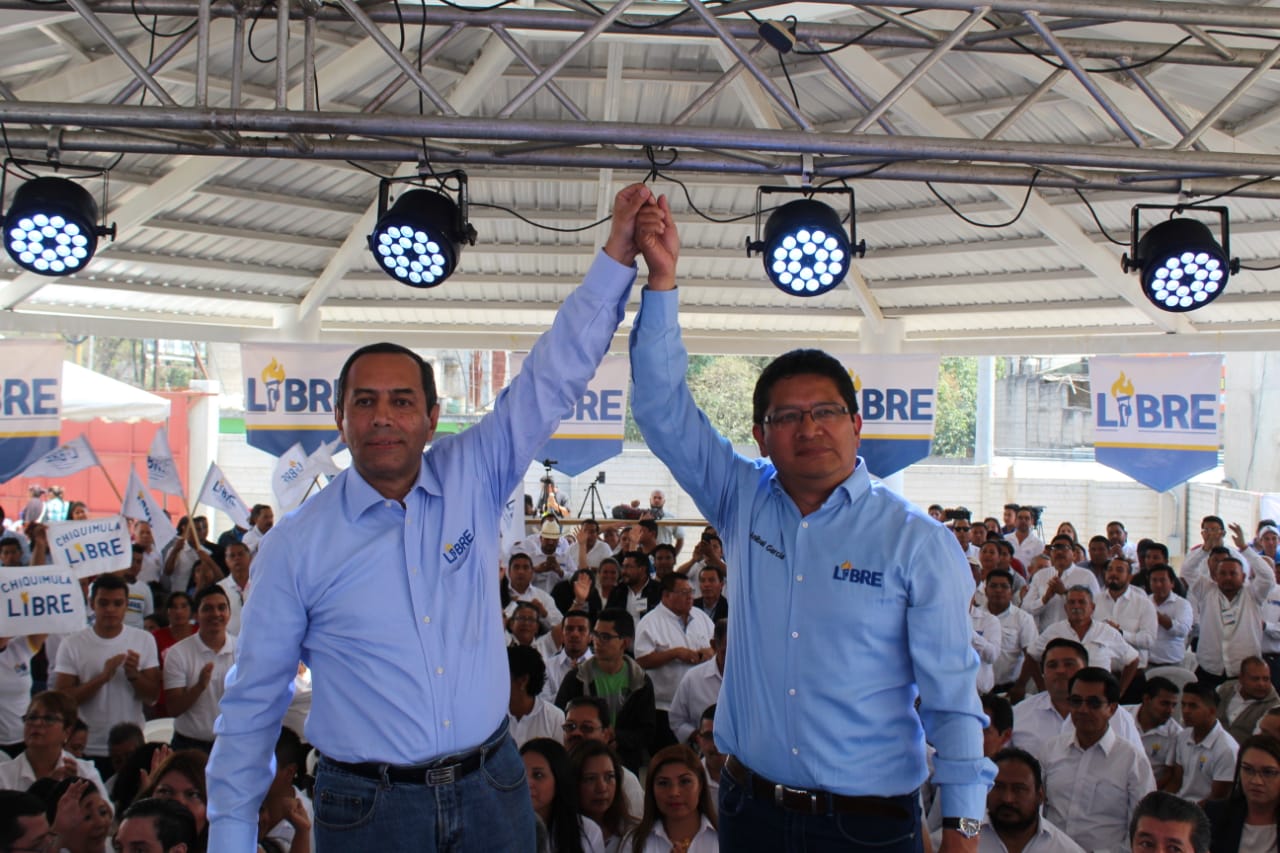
652, 813, 715, 842
1076, 725, 1117, 754
767, 456, 868, 509
341, 454, 437, 517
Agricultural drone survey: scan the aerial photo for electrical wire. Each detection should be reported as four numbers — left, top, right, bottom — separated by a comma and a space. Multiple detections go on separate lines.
470, 201, 611, 232
1183, 176, 1274, 207
1240, 260, 1280, 271
247, 0, 277, 64
130, 0, 197, 38
778, 51, 800, 110
1073, 189, 1129, 246
793, 20, 890, 56
926, 170, 1041, 229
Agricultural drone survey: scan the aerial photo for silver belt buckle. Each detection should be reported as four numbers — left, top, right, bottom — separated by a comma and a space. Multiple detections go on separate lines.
427, 765, 456, 785
775, 783, 820, 814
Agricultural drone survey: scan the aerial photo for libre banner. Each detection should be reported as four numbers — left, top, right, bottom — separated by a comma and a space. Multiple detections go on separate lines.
1090, 355, 1222, 492
523, 355, 628, 477
48, 515, 132, 578
835, 354, 940, 478
0, 340, 63, 483
241, 344, 346, 456
0, 566, 85, 635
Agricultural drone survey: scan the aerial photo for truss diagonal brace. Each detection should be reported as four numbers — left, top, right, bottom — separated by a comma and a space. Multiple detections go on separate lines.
489, 24, 589, 122
334, 0, 458, 117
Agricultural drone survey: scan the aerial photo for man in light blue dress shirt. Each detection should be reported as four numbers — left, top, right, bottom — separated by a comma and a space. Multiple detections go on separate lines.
206, 183, 656, 852
627, 198, 994, 852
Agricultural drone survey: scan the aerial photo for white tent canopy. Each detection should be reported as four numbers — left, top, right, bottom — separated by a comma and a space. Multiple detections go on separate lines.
61, 361, 171, 423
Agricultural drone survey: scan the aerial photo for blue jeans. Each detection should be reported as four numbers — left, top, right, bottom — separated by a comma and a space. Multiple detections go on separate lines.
313, 726, 536, 853
718, 760, 922, 853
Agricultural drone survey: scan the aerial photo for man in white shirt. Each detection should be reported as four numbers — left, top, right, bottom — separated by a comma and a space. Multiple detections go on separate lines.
1096, 557, 1157, 668
517, 517, 577, 594
950, 518, 981, 562
1005, 507, 1045, 572
53, 574, 160, 775
979, 746, 1084, 853
542, 610, 593, 702
1147, 565, 1193, 668
164, 584, 237, 752
119, 545, 155, 630
575, 518, 614, 570
508, 645, 564, 747
1023, 535, 1101, 632
984, 570, 1037, 694
1030, 587, 1140, 696
504, 551, 563, 631
132, 521, 164, 587
972, 604, 1002, 695
669, 618, 726, 744
240, 503, 274, 554
1168, 680, 1237, 804
217, 541, 252, 636
1182, 520, 1276, 689
562, 695, 644, 816
1041, 668, 1155, 852
1216, 655, 1280, 745
1106, 521, 1140, 564
634, 573, 714, 751
1123, 675, 1183, 788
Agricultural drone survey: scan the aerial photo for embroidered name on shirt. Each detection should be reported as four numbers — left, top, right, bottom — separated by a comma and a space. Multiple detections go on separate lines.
749, 532, 785, 560
832, 561, 883, 587
443, 529, 475, 564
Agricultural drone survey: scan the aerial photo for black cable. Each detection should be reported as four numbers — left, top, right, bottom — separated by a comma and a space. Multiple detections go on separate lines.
816, 161, 892, 183
1240, 261, 1280, 271
471, 201, 611, 233
1183, 176, 1274, 206
926, 170, 1041, 229
778, 52, 800, 109
794, 20, 890, 55
433, 0, 523, 11
391, 0, 406, 54
1204, 29, 1280, 43
1073, 189, 1129, 246
981, 13, 1194, 74
247, 0, 276, 64
130, 0, 196, 38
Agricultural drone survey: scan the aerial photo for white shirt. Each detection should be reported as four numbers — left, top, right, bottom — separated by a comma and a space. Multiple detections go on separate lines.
0, 637, 37, 743
1042, 727, 1155, 853
1023, 566, 1101, 631
1012, 692, 1145, 761
1262, 589, 1280, 655
163, 631, 237, 741
162, 540, 200, 594
504, 584, 563, 629
971, 607, 1002, 694
1006, 531, 1046, 572
124, 580, 154, 630
1174, 721, 1238, 802
217, 575, 250, 636
542, 647, 592, 702
632, 814, 718, 853
1183, 546, 1276, 676
54, 625, 159, 756
513, 535, 578, 594
508, 697, 565, 747
1094, 585, 1159, 667
1121, 703, 1183, 779
0, 749, 108, 799
1150, 592, 1194, 665
634, 604, 715, 710
668, 657, 723, 744
241, 524, 268, 554
580, 816, 606, 853
988, 604, 1038, 686
1030, 620, 1139, 677
581, 540, 614, 570
977, 815, 1086, 853
137, 547, 164, 586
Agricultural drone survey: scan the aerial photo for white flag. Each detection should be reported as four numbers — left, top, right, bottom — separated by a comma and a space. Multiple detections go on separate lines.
272, 442, 312, 512
20, 435, 100, 479
305, 437, 343, 478
197, 462, 251, 529
121, 467, 179, 548
146, 428, 185, 497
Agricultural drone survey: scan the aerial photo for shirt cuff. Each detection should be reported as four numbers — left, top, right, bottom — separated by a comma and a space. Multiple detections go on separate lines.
933, 757, 997, 819
209, 818, 260, 853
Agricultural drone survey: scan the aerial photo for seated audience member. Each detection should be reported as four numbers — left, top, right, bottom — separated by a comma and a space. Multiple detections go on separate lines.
1218, 656, 1280, 746
622, 745, 718, 853
218, 541, 252, 637
605, 551, 661, 625
105, 723, 145, 791
257, 727, 313, 853
678, 533, 726, 582
1131, 542, 1172, 593
926, 692, 1015, 840
1203, 733, 1280, 853
1029, 586, 1140, 696
505, 552, 564, 632
552, 570, 603, 625
570, 739, 637, 853
982, 569, 1037, 697
1130, 791, 1211, 853
240, 505, 274, 555
981, 746, 1084, 853
576, 519, 614, 571
66, 720, 89, 759
1147, 565, 1193, 669
563, 697, 644, 819
1, 630, 47, 756
115, 796, 199, 853
509, 645, 566, 747
1261, 707, 1280, 742
138, 750, 210, 843
1041, 668, 1155, 852
508, 601, 558, 659
1023, 534, 1101, 632
545, 611, 594, 702
520, 738, 604, 853
1168, 680, 1239, 805
971, 601, 1002, 695
650, 545, 678, 583
0, 691, 106, 798
555, 610, 656, 773
668, 619, 726, 745
164, 585, 236, 753
54, 573, 161, 776
1123, 676, 1184, 789
1095, 557, 1158, 685
520, 517, 578, 594
595, 558, 621, 604
45, 776, 114, 853
634, 574, 714, 751
0, 790, 53, 852
693, 705, 725, 808
691, 565, 726, 623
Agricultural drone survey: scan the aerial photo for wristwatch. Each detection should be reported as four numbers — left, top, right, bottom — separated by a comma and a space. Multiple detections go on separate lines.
942, 817, 981, 838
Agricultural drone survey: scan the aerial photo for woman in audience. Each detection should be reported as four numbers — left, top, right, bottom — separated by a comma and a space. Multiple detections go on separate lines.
1206, 733, 1280, 852
0, 692, 105, 796
151, 591, 195, 717
625, 745, 718, 852
571, 740, 636, 853
44, 776, 113, 853
521, 737, 604, 853
554, 568, 603, 623
111, 742, 168, 814
67, 501, 89, 521
1055, 521, 1079, 544
138, 748, 209, 851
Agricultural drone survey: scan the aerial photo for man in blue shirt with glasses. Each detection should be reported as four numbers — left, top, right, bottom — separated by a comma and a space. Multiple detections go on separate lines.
628, 196, 994, 852
206, 183, 656, 853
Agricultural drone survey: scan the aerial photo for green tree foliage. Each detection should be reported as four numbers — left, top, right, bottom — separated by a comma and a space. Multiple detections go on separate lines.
933, 356, 977, 457
625, 355, 768, 445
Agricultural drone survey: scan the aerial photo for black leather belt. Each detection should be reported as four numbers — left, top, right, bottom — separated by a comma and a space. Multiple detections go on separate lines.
323, 748, 485, 786
725, 755, 911, 819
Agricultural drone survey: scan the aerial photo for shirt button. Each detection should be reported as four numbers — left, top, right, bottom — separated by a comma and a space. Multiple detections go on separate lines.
436, 667, 444, 675
796, 575, 803, 582
792, 747, 799, 755
423, 616, 431, 624
385, 500, 394, 508
791, 631, 799, 639
788, 688, 796, 696
802, 522, 809, 529
444, 720, 451, 728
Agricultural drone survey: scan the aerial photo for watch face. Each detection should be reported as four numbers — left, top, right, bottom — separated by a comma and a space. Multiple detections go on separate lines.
945, 817, 982, 838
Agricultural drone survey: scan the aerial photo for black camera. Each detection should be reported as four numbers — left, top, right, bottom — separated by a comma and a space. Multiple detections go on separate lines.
595, 471, 606, 484
944, 507, 971, 522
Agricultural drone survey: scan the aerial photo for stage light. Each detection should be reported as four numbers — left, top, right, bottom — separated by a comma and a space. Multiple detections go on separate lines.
1121, 205, 1238, 313
746, 186, 865, 297
368, 171, 476, 288
3, 177, 115, 277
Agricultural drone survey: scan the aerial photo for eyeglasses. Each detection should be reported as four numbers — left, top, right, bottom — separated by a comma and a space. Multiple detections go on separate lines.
954, 527, 971, 533
21, 713, 62, 726
762, 404, 850, 428
591, 631, 621, 643
1067, 695, 1110, 710
561, 722, 602, 734
1241, 763, 1280, 781
1050, 544, 1072, 551
512, 615, 538, 624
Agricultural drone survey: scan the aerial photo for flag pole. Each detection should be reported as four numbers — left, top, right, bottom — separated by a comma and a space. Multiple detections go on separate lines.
97, 463, 123, 503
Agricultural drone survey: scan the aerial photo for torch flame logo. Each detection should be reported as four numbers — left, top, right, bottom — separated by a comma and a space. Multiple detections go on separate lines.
1111, 372, 1135, 398
849, 371, 863, 393
262, 358, 286, 384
